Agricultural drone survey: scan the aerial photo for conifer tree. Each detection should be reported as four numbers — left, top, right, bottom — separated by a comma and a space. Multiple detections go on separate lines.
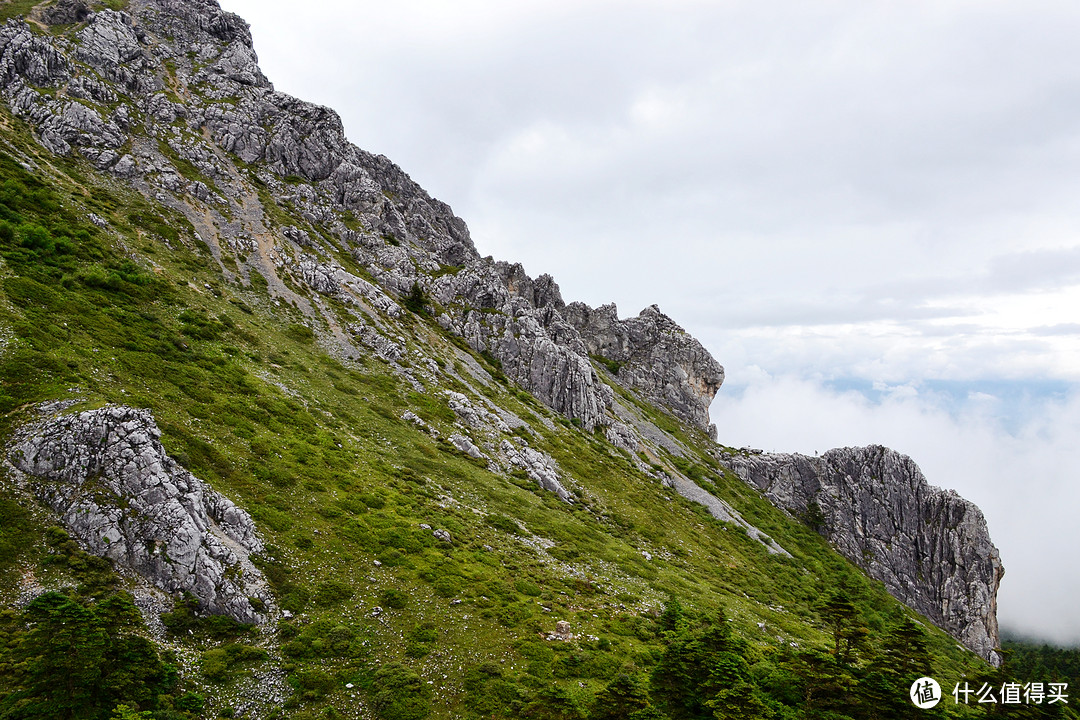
820, 591, 870, 665
589, 674, 653, 720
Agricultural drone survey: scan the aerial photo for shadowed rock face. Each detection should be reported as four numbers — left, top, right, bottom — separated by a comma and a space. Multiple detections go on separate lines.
721, 445, 1004, 665
8, 406, 270, 623
39, 0, 92, 25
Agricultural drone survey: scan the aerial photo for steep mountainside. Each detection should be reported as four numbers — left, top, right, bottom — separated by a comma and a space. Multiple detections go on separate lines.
0, 1, 1012, 719
721, 446, 1004, 664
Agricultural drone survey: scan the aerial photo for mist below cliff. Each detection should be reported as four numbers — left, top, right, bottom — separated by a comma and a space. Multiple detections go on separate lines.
710, 367, 1080, 645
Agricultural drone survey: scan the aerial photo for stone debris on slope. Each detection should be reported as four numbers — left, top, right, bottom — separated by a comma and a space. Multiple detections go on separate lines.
448, 433, 485, 460
667, 474, 792, 558
445, 390, 511, 434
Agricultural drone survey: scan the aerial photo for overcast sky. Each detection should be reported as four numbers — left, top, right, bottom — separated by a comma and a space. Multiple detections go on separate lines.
218, 0, 1080, 644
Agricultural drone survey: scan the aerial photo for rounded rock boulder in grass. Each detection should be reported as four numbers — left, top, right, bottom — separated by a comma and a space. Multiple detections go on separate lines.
7, 404, 273, 623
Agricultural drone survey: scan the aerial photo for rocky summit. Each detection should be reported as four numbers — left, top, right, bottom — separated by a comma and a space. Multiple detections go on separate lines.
0, 1, 1009, 717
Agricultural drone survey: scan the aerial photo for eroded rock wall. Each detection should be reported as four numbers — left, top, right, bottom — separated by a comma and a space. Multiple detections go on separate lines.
7, 405, 270, 623
563, 302, 725, 435
721, 445, 1003, 664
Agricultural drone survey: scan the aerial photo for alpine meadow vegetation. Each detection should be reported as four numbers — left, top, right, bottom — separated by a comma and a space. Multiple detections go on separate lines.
0, 2, 1053, 719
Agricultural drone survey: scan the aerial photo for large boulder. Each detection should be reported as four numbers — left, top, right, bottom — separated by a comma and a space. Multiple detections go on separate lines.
8, 405, 271, 623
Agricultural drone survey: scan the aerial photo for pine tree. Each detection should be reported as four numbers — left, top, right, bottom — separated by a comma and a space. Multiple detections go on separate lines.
878, 617, 933, 681
590, 674, 653, 720
650, 611, 768, 720
522, 684, 586, 720
0, 591, 172, 720
820, 591, 870, 665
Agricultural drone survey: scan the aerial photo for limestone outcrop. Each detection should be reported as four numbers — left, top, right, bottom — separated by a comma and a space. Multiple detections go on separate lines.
720, 445, 1004, 664
0, 2, 722, 437
563, 302, 725, 435
430, 260, 614, 430
7, 405, 270, 623
499, 440, 573, 502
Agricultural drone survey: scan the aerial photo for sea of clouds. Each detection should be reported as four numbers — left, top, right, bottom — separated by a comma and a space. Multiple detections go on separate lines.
710, 367, 1080, 644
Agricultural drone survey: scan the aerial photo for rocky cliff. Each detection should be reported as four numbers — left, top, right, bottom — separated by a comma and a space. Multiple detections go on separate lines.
0, 0, 721, 437
720, 445, 1004, 664
6, 403, 270, 622
0, 0, 1006, 689
563, 302, 725, 437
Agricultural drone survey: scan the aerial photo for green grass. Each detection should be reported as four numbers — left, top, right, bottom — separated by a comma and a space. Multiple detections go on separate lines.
0, 0, 41, 22
0, 1, 128, 27
0, 97, 1008, 720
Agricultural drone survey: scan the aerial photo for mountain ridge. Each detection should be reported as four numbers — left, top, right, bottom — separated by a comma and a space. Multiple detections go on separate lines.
0, 1, 1011, 717
721, 445, 1003, 664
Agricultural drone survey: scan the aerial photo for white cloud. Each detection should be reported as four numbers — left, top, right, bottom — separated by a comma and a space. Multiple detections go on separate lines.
219, 2, 1080, 342
710, 370, 1080, 643
216, 0, 1080, 643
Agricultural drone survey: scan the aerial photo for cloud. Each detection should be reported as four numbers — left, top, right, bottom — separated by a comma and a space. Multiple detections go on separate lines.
219, 1, 1080, 347
1032, 323, 1080, 336
984, 247, 1080, 293
709, 370, 1080, 644
217, 0, 1080, 643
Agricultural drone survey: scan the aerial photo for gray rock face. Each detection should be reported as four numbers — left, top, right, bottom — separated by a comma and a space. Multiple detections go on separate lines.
721, 445, 1003, 664
0, 1, 721, 438
449, 433, 485, 460
563, 302, 725, 433
0, 19, 70, 87
39, 0, 92, 26
432, 260, 615, 431
499, 439, 572, 502
7, 406, 270, 623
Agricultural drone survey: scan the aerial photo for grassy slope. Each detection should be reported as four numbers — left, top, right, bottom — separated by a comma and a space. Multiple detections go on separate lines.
0, 88, 1003, 719
0, 0, 128, 22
